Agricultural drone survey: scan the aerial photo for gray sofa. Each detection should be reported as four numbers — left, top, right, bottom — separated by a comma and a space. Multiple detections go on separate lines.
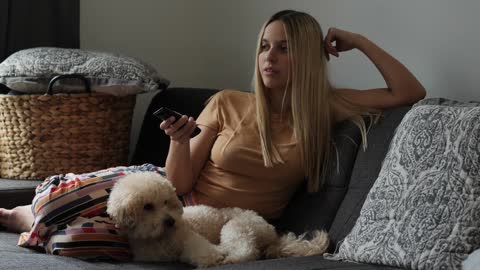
0, 87, 409, 270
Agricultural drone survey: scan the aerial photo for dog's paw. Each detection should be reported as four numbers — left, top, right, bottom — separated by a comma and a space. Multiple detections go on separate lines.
221, 255, 239, 265
194, 248, 226, 268
221, 249, 259, 265
221, 254, 255, 265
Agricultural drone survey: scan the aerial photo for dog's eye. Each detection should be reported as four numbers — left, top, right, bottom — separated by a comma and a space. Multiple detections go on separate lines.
164, 200, 168, 205
144, 203, 154, 211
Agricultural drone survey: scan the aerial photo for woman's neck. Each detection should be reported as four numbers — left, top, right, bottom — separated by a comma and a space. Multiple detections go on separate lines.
267, 88, 290, 114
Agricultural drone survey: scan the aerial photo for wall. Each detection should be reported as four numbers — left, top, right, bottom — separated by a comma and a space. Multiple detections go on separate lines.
80, 0, 480, 159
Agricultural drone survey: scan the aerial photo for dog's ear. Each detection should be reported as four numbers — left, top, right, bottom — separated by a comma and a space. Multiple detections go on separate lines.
167, 192, 184, 213
107, 193, 137, 229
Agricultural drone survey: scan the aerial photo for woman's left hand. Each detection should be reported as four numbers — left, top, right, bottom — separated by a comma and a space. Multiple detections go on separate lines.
324, 27, 361, 59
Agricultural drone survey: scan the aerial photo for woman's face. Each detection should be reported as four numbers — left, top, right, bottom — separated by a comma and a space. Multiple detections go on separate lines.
258, 20, 289, 93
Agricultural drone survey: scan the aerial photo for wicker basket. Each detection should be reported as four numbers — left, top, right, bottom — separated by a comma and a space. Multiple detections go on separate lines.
0, 74, 136, 180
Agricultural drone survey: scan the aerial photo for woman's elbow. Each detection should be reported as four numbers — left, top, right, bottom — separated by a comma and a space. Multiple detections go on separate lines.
173, 184, 194, 196
404, 83, 426, 104
412, 85, 427, 103
165, 175, 195, 196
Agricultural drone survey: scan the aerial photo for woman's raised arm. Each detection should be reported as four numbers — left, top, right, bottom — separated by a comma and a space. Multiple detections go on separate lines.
324, 27, 426, 110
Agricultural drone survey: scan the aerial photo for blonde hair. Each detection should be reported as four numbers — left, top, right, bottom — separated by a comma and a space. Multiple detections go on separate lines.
254, 10, 377, 192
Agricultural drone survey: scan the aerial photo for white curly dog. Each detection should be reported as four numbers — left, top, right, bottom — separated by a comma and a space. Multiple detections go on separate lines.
107, 171, 329, 267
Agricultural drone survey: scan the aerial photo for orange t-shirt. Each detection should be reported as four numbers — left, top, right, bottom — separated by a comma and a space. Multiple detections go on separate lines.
191, 90, 304, 219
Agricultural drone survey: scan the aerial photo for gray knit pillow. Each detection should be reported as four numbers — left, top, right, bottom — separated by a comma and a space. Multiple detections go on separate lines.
332, 101, 480, 270
0, 47, 169, 95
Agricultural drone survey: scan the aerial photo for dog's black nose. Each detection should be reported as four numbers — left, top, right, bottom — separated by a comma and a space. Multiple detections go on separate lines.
164, 217, 175, 227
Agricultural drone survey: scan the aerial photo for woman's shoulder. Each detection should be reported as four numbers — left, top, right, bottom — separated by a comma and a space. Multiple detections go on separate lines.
215, 89, 254, 103
218, 89, 253, 98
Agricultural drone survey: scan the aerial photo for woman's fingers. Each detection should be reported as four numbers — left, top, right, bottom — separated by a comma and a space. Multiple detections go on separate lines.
159, 116, 176, 130
170, 117, 192, 137
171, 115, 189, 131
325, 27, 360, 58
165, 116, 197, 143
175, 122, 197, 143
161, 115, 187, 135
324, 28, 339, 57
325, 44, 339, 58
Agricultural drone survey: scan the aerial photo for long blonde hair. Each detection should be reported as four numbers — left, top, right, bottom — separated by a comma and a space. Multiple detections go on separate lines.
254, 10, 376, 192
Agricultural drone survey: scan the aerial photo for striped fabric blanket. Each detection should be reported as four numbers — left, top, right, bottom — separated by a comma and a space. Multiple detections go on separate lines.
18, 164, 165, 260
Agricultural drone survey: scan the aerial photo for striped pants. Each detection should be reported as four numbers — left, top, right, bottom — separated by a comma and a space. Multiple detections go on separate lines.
18, 164, 166, 260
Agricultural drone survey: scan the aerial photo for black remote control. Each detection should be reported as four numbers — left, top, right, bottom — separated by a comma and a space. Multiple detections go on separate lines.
153, 107, 201, 138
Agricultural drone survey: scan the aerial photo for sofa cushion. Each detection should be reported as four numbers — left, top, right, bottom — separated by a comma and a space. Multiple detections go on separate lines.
328, 106, 411, 247
276, 120, 362, 242
0, 231, 191, 269
333, 101, 480, 269
205, 255, 402, 270
0, 230, 402, 270
414, 97, 480, 107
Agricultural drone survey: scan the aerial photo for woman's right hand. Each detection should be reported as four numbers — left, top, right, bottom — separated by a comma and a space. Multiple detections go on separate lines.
159, 115, 197, 144
324, 27, 362, 59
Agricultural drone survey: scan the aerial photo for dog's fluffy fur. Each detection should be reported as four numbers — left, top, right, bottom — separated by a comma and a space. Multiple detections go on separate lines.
107, 172, 329, 267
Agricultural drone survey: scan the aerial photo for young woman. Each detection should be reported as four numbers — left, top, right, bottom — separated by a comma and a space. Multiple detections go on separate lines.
0, 9, 425, 257
159, 10, 425, 219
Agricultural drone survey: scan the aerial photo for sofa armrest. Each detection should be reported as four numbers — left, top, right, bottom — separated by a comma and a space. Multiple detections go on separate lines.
0, 179, 41, 208
131, 87, 219, 167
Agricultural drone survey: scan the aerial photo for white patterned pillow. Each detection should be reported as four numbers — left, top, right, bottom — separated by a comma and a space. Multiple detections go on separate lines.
333, 102, 480, 270
0, 47, 169, 95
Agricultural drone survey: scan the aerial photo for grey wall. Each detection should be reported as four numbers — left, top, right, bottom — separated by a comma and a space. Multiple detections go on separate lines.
80, 0, 480, 160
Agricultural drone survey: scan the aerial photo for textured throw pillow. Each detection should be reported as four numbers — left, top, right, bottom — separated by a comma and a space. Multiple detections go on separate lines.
0, 47, 169, 95
332, 101, 480, 270
414, 97, 480, 108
